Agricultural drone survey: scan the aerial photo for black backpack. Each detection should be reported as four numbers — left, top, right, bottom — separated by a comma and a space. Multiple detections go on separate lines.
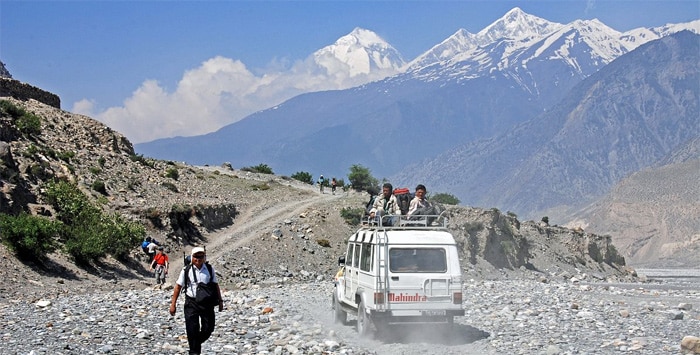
182, 262, 213, 293
182, 262, 219, 308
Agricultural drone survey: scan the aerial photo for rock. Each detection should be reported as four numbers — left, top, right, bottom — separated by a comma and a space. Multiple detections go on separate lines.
669, 310, 685, 320
681, 336, 700, 353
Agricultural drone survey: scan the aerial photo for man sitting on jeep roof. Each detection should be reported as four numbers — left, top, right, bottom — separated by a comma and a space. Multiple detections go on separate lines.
368, 183, 402, 224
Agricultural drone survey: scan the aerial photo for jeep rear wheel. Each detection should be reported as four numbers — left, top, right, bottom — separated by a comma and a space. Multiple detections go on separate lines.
332, 294, 347, 325
356, 300, 370, 336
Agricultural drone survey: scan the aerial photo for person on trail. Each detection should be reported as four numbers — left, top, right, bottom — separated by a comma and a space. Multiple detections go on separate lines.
331, 178, 337, 195
141, 237, 152, 256
368, 183, 401, 225
150, 246, 169, 287
145, 239, 159, 263
318, 175, 325, 193
170, 247, 223, 355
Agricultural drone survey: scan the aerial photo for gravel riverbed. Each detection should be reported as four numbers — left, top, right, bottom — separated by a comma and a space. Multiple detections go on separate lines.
2, 270, 698, 355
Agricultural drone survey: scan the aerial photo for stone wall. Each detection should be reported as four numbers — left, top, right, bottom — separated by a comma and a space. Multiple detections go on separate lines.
0, 78, 60, 109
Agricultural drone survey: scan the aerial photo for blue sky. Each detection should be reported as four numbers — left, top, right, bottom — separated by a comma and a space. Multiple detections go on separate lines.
1, 0, 699, 143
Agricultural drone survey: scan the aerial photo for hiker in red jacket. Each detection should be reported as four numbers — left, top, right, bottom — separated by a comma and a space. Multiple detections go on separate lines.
150, 246, 169, 287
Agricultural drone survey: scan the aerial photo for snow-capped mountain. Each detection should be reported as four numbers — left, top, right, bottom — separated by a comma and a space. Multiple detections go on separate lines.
407, 8, 563, 70
405, 7, 698, 91
311, 27, 405, 85
137, 9, 699, 218
620, 19, 700, 49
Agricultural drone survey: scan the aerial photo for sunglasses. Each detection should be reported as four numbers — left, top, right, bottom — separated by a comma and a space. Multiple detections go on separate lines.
192, 254, 206, 259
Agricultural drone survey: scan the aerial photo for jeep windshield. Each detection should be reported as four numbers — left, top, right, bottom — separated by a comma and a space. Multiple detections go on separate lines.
389, 248, 447, 273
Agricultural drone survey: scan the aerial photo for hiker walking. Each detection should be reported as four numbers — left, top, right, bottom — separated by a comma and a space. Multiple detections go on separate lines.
150, 246, 169, 287
318, 175, 325, 193
169, 247, 223, 355
145, 238, 159, 263
331, 177, 337, 195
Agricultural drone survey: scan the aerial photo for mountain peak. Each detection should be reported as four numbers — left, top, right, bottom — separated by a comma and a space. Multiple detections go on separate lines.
312, 28, 405, 79
343, 27, 387, 47
479, 7, 562, 42
406, 28, 478, 69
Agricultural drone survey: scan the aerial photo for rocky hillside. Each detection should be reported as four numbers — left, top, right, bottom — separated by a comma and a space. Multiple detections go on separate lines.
0, 95, 636, 295
568, 158, 700, 268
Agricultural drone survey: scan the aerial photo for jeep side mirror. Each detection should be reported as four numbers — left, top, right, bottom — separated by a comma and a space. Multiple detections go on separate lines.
338, 255, 345, 265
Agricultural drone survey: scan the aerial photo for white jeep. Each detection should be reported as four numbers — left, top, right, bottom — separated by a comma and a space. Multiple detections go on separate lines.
332, 214, 464, 336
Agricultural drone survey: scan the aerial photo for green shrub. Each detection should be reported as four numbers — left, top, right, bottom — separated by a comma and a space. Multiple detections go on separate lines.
29, 163, 45, 177
91, 180, 107, 195
45, 180, 145, 263
129, 154, 155, 168
251, 183, 270, 191
165, 167, 179, 180
127, 179, 140, 191
431, 193, 460, 205
0, 100, 41, 136
0, 212, 62, 260
89, 166, 102, 174
0, 100, 23, 117
340, 207, 364, 226
57, 150, 76, 163
317, 239, 331, 248
162, 181, 179, 192
22, 144, 39, 158
97, 156, 106, 167
17, 111, 42, 136
145, 207, 161, 219
242, 163, 273, 174
291, 171, 313, 185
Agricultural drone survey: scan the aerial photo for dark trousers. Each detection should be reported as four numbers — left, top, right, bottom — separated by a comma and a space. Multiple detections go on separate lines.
184, 297, 216, 354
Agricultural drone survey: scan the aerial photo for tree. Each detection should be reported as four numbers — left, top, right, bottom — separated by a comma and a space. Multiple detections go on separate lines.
242, 163, 274, 174
347, 164, 378, 193
431, 193, 460, 205
291, 171, 313, 185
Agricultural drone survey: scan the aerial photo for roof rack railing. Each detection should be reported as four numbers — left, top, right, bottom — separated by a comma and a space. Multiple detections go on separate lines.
362, 212, 449, 229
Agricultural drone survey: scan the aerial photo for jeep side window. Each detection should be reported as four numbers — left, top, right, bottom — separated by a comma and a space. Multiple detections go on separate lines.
352, 242, 361, 268
346, 243, 355, 268
360, 243, 373, 272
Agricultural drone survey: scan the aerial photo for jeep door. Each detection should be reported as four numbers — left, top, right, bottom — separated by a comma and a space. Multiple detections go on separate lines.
343, 242, 360, 306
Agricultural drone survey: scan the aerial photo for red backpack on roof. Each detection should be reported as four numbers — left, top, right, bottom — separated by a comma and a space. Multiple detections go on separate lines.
393, 187, 412, 215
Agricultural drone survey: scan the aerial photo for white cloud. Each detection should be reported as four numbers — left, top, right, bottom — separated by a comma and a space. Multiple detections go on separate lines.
75, 51, 400, 144
71, 98, 96, 117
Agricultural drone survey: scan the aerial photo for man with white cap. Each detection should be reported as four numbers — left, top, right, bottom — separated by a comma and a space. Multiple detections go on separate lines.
169, 247, 223, 355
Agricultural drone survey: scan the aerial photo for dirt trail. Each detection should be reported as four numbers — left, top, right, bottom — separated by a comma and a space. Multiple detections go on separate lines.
168, 190, 337, 271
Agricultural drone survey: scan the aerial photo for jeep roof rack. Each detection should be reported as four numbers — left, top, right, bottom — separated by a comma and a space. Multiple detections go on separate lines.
361, 212, 449, 230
